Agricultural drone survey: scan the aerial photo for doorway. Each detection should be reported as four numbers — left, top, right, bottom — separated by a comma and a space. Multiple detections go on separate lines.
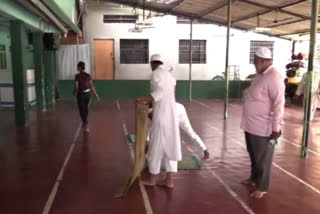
94, 39, 114, 80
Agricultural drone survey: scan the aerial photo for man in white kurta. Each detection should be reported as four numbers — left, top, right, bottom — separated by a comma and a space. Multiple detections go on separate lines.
136, 54, 181, 188
295, 70, 320, 121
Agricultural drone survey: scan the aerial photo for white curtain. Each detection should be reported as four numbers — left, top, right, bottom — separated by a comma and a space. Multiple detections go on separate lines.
56, 44, 91, 80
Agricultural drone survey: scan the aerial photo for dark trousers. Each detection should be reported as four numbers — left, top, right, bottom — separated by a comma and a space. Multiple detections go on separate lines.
77, 92, 90, 126
244, 132, 275, 191
285, 82, 298, 99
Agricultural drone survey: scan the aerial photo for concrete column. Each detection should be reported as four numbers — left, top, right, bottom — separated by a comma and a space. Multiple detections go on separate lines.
44, 49, 55, 105
301, 0, 319, 157
9, 20, 29, 126
33, 32, 47, 111
0, 109, 3, 146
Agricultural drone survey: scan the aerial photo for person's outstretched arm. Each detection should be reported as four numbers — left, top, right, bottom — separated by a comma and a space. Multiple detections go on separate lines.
73, 81, 79, 96
89, 80, 100, 100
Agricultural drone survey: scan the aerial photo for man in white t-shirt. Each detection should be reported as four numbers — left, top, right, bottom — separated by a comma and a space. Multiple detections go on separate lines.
147, 102, 209, 160
176, 102, 209, 159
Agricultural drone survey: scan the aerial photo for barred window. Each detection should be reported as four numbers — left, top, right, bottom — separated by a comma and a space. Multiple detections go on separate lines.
120, 39, 149, 64
0, 45, 7, 70
179, 40, 206, 64
249, 41, 274, 64
103, 15, 138, 23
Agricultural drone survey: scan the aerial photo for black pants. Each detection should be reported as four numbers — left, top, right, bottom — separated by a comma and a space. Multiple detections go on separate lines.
77, 92, 90, 126
285, 82, 298, 99
244, 132, 275, 191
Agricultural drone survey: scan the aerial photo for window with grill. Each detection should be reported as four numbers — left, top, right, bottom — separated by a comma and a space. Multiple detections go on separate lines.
103, 15, 138, 23
179, 40, 206, 64
120, 39, 149, 64
249, 41, 274, 64
0, 45, 7, 70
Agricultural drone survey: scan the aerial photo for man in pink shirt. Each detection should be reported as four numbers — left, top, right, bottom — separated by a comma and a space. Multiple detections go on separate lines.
241, 47, 285, 199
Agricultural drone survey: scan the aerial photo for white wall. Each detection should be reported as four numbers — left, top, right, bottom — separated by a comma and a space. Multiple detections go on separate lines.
0, 26, 36, 106
0, 69, 36, 106
83, 4, 292, 80
0, 26, 12, 74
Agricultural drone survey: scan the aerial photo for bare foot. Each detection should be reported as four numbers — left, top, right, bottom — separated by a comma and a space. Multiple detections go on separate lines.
82, 125, 90, 133
158, 182, 174, 189
241, 178, 256, 186
203, 150, 210, 160
250, 190, 268, 199
140, 179, 156, 187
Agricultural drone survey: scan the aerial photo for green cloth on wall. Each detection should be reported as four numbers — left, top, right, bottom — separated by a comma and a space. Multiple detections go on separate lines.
58, 80, 250, 100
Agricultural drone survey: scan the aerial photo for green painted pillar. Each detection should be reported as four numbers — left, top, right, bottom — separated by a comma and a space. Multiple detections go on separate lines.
44, 49, 55, 106
54, 51, 59, 99
301, 0, 319, 158
0, 109, 3, 146
188, 20, 193, 102
10, 20, 29, 126
33, 32, 46, 111
224, 0, 231, 120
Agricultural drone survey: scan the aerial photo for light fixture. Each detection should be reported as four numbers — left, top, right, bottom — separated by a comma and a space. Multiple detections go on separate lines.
165, 0, 177, 4
254, 27, 271, 32
147, 0, 178, 4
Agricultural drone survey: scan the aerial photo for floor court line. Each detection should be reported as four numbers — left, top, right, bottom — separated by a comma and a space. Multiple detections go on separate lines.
182, 141, 255, 214
116, 100, 121, 111
42, 123, 82, 214
119, 101, 153, 214
194, 100, 320, 157
205, 123, 320, 196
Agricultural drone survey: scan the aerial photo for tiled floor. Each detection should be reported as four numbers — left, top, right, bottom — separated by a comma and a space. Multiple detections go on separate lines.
1, 100, 320, 214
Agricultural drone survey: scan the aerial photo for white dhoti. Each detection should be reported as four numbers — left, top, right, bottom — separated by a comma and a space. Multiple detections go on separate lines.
148, 140, 177, 174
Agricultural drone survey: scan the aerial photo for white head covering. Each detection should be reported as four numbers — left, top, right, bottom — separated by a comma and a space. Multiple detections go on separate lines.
150, 54, 163, 63
255, 47, 272, 59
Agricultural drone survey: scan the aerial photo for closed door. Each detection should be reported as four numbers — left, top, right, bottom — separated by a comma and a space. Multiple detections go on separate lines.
94, 40, 114, 80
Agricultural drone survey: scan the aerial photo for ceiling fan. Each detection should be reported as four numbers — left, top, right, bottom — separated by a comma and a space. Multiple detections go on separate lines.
249, 10, 294, 33
271, 10, 293, 24
129, 24, 155, 32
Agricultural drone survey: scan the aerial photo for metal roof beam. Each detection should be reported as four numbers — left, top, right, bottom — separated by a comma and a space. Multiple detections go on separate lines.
168, 0, 185, 12
42, 0, 82, 36
198, 0, 237, 18
268, 18, 307, 28
275, 29, 317, 36
103, 0, 291, 40
234, 0, 309, 24
104, 0, 241, 27
0, 0, 60, 33
28, 0, 68, 34
232, 10, 271, 24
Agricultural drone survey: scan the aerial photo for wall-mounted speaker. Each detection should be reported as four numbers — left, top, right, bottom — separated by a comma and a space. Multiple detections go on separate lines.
27, 33, 33, 45
43, 33, 60, 50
